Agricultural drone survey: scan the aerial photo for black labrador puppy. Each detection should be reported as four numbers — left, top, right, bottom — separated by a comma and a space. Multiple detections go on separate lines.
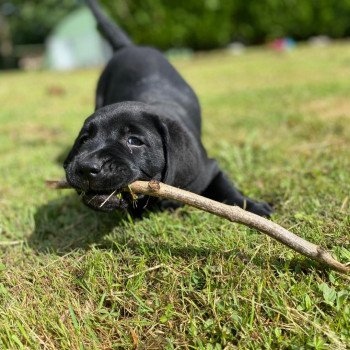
64, 0, 273, 216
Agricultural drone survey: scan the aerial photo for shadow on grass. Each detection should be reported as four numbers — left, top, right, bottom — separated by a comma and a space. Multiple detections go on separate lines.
28, 194, 184, 255
29, 195, 226, 261
29, 194, 248, 264
29, 194, 124, 254
29, 194, 323, 275
269, 256, 332, 277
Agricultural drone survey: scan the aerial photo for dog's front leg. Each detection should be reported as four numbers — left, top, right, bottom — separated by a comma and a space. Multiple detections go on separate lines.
202, 171, 273, 217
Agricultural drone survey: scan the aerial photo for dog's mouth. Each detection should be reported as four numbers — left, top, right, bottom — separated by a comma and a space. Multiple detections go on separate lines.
64, 165, 141, 211
78, 188, 130, 212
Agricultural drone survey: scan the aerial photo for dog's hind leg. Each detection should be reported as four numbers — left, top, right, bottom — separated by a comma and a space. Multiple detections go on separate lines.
202, 171, 273, 217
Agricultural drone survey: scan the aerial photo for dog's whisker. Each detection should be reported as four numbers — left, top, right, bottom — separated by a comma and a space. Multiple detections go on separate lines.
142, 195, 151, 209
88, 194, 99, 204
99, 190, 117, 208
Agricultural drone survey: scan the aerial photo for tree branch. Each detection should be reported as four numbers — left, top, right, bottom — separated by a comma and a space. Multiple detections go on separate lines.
46, 179, 349, 274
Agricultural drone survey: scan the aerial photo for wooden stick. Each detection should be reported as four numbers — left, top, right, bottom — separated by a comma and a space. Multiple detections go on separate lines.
46, 179, 349, 273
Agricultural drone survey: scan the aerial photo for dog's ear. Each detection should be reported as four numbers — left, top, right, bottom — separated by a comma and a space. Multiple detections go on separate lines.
155, 117, 219, 192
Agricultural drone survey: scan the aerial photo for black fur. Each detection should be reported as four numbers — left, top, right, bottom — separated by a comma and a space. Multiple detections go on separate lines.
64, 0, 273, 217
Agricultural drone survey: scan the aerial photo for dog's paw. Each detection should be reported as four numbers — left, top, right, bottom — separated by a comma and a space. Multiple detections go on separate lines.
248, 201, 274, 217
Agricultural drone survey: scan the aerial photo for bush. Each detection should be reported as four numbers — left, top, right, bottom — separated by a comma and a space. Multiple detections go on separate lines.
102, 0, 350, 49
4, 0, 350, 49
6, 0, 78, 45
100, 0, 236, 50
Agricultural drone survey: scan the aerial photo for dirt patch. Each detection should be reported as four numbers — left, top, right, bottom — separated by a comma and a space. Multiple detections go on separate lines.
46, 85, 66, 97
302, 96, 350, 120
0, 123, 63, 145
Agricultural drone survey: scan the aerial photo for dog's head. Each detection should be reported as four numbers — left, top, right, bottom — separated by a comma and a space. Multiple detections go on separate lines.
64, 102, 168, 211
64, 101, 216, 212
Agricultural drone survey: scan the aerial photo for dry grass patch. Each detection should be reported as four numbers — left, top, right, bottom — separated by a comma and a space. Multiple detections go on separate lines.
302, 96, 350, 121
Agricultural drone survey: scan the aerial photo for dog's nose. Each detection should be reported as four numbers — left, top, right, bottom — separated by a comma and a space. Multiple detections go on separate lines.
77, 161, 101, 178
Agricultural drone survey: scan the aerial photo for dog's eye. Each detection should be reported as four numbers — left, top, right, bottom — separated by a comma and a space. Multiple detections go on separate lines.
80, 135, 89, 144
127, 136, 143, 146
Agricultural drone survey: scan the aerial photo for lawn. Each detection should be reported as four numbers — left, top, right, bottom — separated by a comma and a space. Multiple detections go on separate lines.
0, 42, 349, 349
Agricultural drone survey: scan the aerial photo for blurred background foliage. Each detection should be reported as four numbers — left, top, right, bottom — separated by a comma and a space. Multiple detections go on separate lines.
1, 0, 350, 56
5, 0, 78, 45
101, 0, 350, 49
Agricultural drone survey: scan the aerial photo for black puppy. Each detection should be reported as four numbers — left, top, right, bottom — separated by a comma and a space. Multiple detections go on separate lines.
64, 0, 273, 217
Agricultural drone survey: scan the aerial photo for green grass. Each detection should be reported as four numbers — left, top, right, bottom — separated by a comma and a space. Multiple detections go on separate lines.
1, 42, 350, 349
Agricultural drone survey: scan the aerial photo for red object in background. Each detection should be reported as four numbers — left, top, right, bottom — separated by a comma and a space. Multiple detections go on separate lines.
269, 37, 296, 52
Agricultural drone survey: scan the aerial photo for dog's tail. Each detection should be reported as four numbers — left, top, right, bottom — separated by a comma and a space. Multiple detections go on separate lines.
85, 0, 132, 51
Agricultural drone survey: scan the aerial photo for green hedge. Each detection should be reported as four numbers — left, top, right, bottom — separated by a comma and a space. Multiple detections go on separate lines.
101, 0, 350, 49
5, 0, 350, 49
7, 0, 77, 45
